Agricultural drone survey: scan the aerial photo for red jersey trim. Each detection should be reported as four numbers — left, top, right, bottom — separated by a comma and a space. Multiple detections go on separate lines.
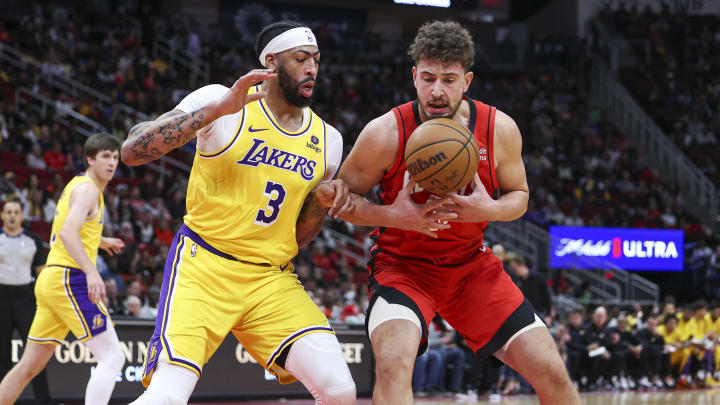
386, 103, 412, 180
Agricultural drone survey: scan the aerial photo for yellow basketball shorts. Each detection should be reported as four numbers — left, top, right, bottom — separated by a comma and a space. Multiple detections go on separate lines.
141, 224, 333, 387
28, 266, 111, 345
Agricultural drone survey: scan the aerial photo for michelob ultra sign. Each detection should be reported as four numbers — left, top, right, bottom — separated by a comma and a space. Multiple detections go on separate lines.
549, 226, 684, 271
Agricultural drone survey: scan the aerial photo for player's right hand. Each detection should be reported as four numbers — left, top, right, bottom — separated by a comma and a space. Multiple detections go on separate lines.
390, 179, 457, 238
214, 69, 277, 117
86, 270, 106, 305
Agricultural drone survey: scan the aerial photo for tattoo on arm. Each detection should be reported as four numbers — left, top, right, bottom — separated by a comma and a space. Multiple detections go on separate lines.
296, 192, 329, 247
123, 107, 214, 164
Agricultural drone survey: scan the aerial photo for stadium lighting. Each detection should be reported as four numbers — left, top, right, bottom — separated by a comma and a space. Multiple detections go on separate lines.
394, 0, 452, 7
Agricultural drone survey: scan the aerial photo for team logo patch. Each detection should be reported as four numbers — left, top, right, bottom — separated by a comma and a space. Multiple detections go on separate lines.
149, 342, 158, 361
307, 135, 322, 154
92, 314, 104, 330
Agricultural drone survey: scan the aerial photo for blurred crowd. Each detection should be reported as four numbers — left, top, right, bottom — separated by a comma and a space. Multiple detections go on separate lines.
599, 3, 720, 185
1, 3, 720, 399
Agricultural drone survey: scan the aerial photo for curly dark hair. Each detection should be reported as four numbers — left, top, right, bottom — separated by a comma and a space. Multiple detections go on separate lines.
408, 20, 474, 71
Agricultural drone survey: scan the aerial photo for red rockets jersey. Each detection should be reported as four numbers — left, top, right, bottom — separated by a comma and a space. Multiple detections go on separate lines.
370, 98, 498, 266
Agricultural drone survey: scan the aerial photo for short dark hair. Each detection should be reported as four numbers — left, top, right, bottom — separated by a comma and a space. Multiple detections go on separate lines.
2, 196, 23, 211
664, 314, 678, 325
693, 300, 708, 311
255, 21, 306, 63
84, 133, 120, 167
408, 20, 474, 71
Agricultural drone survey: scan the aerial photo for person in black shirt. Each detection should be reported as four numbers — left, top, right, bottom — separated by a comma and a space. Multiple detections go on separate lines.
506, 254, 552, 316
635, 315, 667, 388
565, 310, 587, 385
581, 306, 612, 389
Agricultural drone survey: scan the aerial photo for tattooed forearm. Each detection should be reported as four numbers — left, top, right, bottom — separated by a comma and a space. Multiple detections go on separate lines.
296, 192, 330, 248
121, 106, 218, 166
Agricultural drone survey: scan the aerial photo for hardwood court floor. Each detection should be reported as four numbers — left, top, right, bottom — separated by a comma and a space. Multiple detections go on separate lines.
192, 388, 720, 404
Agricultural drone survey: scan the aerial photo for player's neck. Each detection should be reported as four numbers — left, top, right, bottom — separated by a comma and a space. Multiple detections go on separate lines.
262, 83, 305, 131
86, 169, 108, 193
2, 226, 22, 237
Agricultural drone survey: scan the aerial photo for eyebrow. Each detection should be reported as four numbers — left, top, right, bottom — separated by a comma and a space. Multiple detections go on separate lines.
419, 71, 459, 77
293, 50, 321, 57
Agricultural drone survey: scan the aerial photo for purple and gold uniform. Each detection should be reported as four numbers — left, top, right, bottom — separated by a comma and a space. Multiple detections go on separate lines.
27, 175, 110, 344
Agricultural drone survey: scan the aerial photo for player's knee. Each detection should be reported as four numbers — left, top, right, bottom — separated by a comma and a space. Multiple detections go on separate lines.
374, 348, 413, 381
322, 378, 356, 405
538, 365, 573, 394
103, 347, 126, 373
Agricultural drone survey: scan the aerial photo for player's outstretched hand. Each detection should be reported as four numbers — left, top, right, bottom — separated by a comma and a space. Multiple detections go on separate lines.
100, 237, 125, 256
86, 270, 106, 305
391, 179, 457, 238
444, 173, 498, 223
215, 69, 277, 117
316, 179, 350, 217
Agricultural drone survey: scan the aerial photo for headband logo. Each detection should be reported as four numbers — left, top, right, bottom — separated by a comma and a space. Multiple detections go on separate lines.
305, 29, 314, 43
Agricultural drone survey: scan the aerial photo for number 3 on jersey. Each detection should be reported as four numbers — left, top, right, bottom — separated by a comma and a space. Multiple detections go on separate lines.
255, 181, 286, 226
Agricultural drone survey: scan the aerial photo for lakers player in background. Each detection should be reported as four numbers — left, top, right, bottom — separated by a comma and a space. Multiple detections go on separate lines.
0, 134, 127, 405
122, 21, 356, 405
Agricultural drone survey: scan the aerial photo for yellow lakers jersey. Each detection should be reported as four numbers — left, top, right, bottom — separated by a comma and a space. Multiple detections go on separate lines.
184, 85, 327, 266
660, 324, 687, 344
47, 175, 104, 268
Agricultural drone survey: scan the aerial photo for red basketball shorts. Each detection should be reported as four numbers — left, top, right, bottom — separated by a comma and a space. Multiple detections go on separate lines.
366, 249, 537, 359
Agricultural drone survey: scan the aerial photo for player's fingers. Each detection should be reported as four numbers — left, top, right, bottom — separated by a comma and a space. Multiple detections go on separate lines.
428, 212, 457, 222
471, 173, 482, 189
447, 193, 467, 205
424, 197, 451, 211
401, 178, 416, 195
246, 91, 267, 104
331, 182, 347, 210
427, 221, 452, 231
333, 198, 354, 219
241, 70, 277, 85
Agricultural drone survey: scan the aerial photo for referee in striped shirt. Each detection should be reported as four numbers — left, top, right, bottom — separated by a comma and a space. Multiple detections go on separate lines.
0, 197, 54, 404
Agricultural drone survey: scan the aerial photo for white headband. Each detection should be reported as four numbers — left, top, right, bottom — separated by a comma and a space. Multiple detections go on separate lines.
259, 27, 318, 67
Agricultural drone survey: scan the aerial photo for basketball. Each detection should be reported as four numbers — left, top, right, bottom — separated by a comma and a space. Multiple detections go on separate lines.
404, 118, 479, 195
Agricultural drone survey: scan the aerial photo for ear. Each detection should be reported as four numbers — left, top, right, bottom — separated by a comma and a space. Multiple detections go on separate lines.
265, 54, 277, 71
412, 66, 418, 88
463, 71, 474, 93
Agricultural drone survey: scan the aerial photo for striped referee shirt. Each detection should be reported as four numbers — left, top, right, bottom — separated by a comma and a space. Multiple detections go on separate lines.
0, 229, 46, 285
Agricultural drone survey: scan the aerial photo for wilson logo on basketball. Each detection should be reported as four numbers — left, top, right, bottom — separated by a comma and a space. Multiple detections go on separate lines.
407, 152, 447, 177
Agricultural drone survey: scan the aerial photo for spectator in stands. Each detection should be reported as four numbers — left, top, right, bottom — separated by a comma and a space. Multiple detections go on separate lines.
437, 328, 467, 394
153, 214, 173, 247
135, 207, 155, 245
103, 278, 124, 316
582, 306, 612, 390
124, 295, 142, 318
67, 143, 85, 172
635, 314, 670, 388
565, 310, 586, 386
26, 144, 46, 170
0, 172, 21, 203
139, 285, 160, 320
23, 189, 47, 221
412, 317, 445, 396
507, 253, 552, 315
43, 141, 67, 170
